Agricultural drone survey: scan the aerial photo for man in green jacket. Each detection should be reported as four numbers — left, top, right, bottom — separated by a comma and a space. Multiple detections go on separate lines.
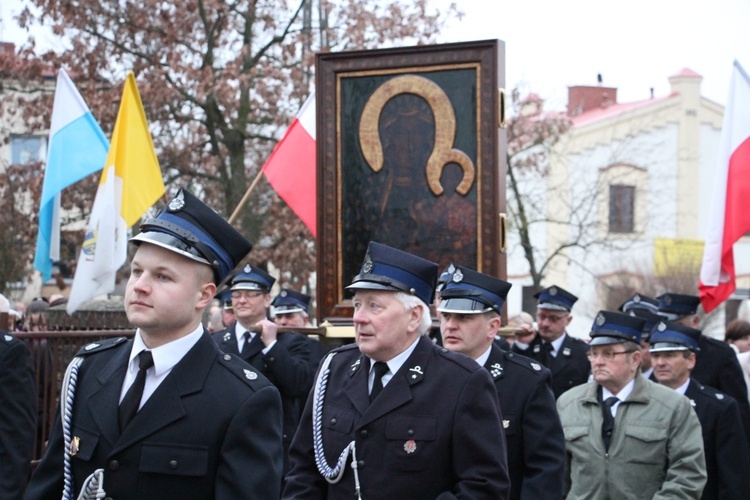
557, 310, 706, 499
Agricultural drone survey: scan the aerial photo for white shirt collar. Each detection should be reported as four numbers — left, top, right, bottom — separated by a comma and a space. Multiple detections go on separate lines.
602, 377, 636, 415
368, 336, 421, 388
549, 332, 566, 356
475, 344, 493, 367
674, 378, 691, 396
129, 324, 204, 377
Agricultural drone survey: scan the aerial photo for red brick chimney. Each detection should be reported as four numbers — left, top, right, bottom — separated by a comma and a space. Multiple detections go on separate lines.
567, 84, 617, 117
0, 42, 16, 55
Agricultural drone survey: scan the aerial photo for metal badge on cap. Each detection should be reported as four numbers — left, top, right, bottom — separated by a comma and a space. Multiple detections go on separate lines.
549, 286, 558, 296
362, 256, 373, 274
658, 322, 667, 331
452, 269, 464, 282
244, 264, 252, 273
595, 313, 605, 326
633, 294, 642, 303
167, 190, 185, 211
280, 290, 288, 297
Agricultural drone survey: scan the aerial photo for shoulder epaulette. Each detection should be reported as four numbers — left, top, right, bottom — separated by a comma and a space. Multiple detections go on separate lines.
504, 350, 547, 375
1, 332, 19, 344
331, 343, 359, 354
218, 352, 271, 389
436, 345, 480, 372
75, 337, 129, 356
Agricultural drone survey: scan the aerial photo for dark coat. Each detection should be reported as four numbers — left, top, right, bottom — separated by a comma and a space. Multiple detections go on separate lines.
211, 324, 311, 456
283, 336, 510, 500
26, 332, 283, 500
685, 379, 750, 500
511, 333, 590, 399
692, 335, 750, 451
486, 345, 565, 500
0, 333, 36, 499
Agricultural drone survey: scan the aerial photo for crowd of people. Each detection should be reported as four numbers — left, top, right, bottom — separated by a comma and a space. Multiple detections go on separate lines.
2, 189, 750, 498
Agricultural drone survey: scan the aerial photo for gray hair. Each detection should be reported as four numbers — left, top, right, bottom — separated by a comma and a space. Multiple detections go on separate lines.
394, 292, 433, 336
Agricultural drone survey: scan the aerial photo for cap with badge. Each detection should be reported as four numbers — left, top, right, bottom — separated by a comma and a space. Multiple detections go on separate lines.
535, 285, 578, 312
618, 293, 659, 314
346, 241, 438, 305
656, 293, 701, 320
627, 308, 666, 341
649, 320, 701, 353
272, 289, 310, 316
589, 310, 645, 346
215, 288, 233, 310
229, 264, 276, 292
130, 188, 253, 284
437, 266, 512, 314
436, 263, 456, 294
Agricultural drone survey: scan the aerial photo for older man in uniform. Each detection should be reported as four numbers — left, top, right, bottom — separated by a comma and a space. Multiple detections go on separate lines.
657, 292, 750, 450
650, 320, 750, 500
438, 266, 565, 500
27, 189, 283, 499
212, 267, 311, 475
512, 286, 590, 398
284, 242, 510, 499
557, 310, 706, 498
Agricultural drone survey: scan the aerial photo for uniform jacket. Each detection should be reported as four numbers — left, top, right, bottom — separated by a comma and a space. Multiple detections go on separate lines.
512, 333, 590, 399
486, 345, 565, 500
283, 335, 510, 500
26, 332, 283, 500
692, 335, 750, 451
684, 379, 750, 500
557, 374, 706, 500
211, 324, 311, 453
0, 333, 36, 499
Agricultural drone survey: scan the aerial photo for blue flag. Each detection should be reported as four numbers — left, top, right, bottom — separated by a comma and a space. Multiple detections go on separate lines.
34, 69, 109, 281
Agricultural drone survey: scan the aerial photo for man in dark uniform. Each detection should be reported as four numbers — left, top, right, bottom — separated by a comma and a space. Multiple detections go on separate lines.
511, 285, 590, 398
284, 242, 510, 499
651, 320, 750, 500
27, 189, 283, 499
272, 288, 331, 374
657, 292, 750, 449
212, 266, 311, 475
438, 266, 565, 500
0, 330, 36, 498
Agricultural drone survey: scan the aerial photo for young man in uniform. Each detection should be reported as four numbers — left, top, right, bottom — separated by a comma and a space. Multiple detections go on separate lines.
27, 189, 283, 499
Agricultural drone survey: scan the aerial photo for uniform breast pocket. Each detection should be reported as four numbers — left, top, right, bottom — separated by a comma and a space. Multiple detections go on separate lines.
384, 415, 437, 472
139, 443, 208, 476
322, 406, 356, 454
624, 425, 668, 465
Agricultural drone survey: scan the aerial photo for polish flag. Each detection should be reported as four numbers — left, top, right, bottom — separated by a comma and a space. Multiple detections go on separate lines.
262, 93, 317, 237
699, 61, 750, 313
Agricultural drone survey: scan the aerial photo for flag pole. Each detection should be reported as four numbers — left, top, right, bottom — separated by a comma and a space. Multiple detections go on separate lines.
228, 169, 265, 225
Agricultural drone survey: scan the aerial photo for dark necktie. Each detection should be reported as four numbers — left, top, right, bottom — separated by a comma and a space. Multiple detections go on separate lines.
541, 342, 553, 366
370, 362, 389, 402
241, 332, 252, 355
601, 396, 619, 451
119, 350, 154, 432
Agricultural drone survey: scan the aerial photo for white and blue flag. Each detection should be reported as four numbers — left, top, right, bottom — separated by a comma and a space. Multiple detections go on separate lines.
33, 68, 109, 281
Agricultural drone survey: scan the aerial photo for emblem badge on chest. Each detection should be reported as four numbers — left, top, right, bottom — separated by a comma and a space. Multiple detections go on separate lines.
404, 439, 417, 454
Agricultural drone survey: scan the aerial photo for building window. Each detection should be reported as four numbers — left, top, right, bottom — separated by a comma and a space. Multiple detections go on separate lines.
11, 136, 44, 165
609, 184, 635, 233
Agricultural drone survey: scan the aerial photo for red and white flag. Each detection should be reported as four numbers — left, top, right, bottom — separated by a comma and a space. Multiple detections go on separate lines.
262, 93, 316, 237
699, 61, 750, 312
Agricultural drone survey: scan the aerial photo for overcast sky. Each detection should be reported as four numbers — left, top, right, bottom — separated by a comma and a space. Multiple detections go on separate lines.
2, 0, 749, 109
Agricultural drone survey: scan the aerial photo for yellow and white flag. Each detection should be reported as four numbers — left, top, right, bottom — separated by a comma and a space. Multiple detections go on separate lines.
67, 72, 165, 314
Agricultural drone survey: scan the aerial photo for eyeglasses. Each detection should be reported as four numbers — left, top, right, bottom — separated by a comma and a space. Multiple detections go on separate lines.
587, 350, 633, 362
231, 291, 265, 300
537, 313, 568, 323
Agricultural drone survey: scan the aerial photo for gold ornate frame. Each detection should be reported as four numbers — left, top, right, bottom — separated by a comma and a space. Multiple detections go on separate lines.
316, 40, 507, 322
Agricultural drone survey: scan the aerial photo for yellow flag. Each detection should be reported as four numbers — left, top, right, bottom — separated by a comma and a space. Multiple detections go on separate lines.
104, 71, 165, 227
67, 72, 165, 314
